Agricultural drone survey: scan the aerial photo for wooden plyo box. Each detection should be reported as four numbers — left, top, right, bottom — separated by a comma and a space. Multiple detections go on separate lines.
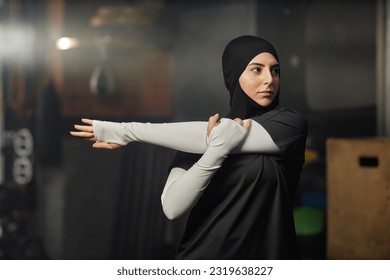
327, 138, 390, 259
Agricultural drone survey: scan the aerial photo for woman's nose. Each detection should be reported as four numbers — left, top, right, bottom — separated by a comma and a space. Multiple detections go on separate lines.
262, 69, 273, 85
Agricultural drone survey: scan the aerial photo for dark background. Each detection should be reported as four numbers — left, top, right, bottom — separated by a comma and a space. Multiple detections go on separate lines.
0, 0, 378, 259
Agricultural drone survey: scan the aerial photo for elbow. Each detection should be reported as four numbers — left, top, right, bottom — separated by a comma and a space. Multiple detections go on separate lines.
161, 190, 186, 220
162, 203, 183, 220
164, 212, 179, 221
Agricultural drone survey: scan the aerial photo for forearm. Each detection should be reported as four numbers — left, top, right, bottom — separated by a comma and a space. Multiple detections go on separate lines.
161, 166, 218, 219
93, 121, 208, 154
161, 147, 227, 219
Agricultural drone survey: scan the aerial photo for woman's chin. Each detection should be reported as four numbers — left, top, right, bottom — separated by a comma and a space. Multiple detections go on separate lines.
255, 98, 274, 107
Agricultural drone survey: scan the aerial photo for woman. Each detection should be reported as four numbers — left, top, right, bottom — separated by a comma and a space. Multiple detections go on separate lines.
71, 35, 307, 259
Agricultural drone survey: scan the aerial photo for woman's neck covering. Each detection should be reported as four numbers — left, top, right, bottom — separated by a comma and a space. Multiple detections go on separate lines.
223, 35, 280, 119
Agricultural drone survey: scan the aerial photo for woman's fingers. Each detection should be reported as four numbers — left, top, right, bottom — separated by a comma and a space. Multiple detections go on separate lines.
244, 119, 252, 130
233, 118, 251, 130
70, 119, 95, 140
81, 118, 93, 125
233, 118, 243, 125
207, 113, 219, 136
69, 131, 95, 140
73, 125, 93, 134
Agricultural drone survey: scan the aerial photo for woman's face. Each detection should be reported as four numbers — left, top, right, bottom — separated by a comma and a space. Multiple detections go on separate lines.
238, 52, 280, 107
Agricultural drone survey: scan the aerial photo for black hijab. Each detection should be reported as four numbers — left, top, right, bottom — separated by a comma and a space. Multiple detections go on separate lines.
223, 35, 280, 119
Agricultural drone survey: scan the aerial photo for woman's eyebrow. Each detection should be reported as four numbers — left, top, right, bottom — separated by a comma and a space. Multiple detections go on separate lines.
248, 62, 264, 66
247, 62, 280, 68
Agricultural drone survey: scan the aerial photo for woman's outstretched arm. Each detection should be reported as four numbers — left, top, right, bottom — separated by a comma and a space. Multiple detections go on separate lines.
70, 115, 280, 154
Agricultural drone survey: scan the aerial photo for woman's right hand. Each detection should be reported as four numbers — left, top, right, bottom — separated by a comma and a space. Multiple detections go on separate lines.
206, 114, 251, 154
70, 118, 123, 149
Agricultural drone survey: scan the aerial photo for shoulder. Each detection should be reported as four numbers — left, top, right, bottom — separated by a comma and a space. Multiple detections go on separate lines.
252, 107, 307, 148
254, 107, 307, 130
277, 107, 307, 129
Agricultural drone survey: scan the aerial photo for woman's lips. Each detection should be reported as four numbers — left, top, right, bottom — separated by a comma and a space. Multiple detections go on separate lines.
258, 90, 274, 97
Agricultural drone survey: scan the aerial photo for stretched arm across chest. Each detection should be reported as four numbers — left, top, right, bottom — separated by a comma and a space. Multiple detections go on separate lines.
92, 118, 280, 154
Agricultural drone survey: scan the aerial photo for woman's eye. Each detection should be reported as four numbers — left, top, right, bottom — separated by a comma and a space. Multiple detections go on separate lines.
251, 67, 261, 73
272, 68, 280, 75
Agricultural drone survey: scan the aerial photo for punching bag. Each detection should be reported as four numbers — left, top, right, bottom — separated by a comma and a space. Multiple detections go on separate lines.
90, 35, 118, 98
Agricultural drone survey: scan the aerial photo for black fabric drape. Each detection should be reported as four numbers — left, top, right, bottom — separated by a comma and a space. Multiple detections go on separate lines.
112, 143, 186, 259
